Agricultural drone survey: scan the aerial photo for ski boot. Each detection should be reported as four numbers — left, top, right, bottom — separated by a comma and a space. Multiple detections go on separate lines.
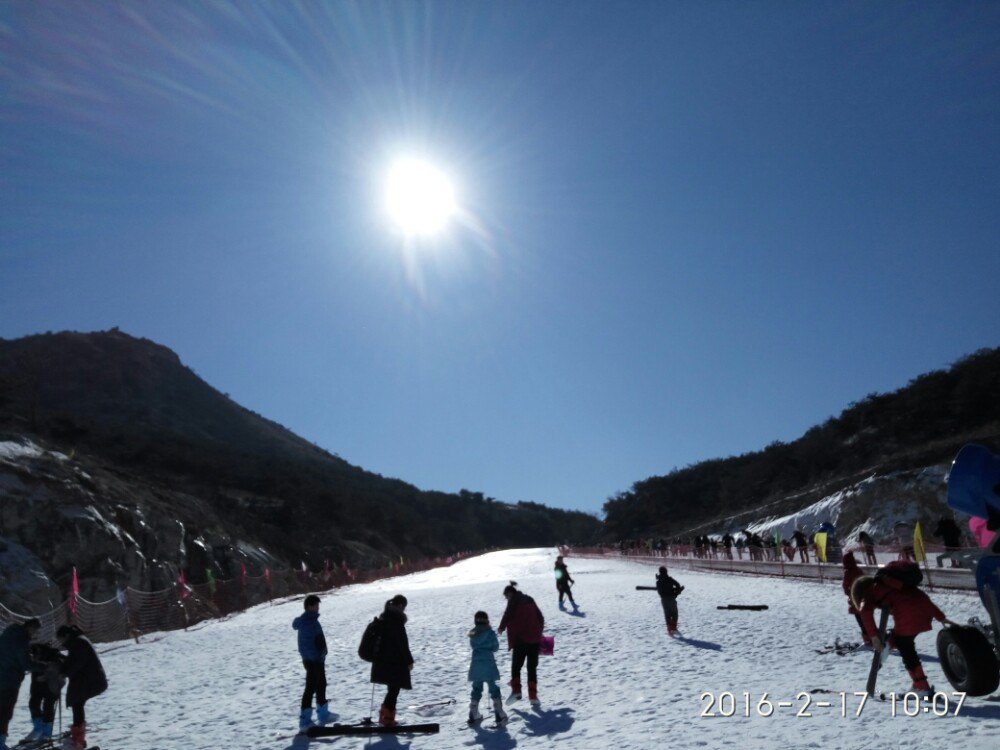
22, 718, 43, 743
492, 696, 508, 725
468, 699, 483, 724
298, 707, 315, 732
38, 722, 54, 742
528, 681, 540, 707
378, 704, 397, 727
908, 666, 933, 696
60, 724, 86, 750
507, 680, 522, 704
316, 702, 333, 724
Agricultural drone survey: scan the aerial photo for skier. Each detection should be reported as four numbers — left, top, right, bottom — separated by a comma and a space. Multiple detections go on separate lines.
56, 625, 108, 750
655, 567, 684, 634
858, 531, 877, 565
21, 641, 63, 744
292, 594, 332, 731
553, 556, 576, 608
466, 611, 507, 725
792, 529, 810, 563
0, 618, 41, 750
840, 552, 871, 646
851, 562, 955, 696
497, 582, 544, 706
933, 516, 964, 568
370, 595, 414, 727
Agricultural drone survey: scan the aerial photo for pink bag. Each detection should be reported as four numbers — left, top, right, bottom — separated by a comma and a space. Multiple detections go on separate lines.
539, 635, 554, 656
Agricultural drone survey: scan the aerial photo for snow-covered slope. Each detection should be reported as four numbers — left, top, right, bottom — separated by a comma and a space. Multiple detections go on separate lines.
10, 548, 997, 749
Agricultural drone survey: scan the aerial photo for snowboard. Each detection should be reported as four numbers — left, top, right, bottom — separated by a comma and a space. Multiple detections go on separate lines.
307, 722, 439, 737
865, 607, 892, 696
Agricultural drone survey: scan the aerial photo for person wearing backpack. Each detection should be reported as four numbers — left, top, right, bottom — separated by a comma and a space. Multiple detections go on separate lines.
850, 561, 956, 695
292, 595, 331, 732
370, 595, 413, 727
466, 611, 507, 725
497, 582, 544, 706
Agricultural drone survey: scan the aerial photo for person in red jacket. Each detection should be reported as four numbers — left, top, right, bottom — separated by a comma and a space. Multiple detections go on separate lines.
851, 562, 955, 695
497, 582, 544, 706
841, 552, 871, 646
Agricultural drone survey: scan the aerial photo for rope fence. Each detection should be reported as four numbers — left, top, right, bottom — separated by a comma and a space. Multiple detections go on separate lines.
0, 551, 483, 645
560, 544, 982, 593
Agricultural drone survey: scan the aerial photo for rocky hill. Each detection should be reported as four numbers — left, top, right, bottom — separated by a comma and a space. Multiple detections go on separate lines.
603, 346, 1000, 542
0, 330, 601, 612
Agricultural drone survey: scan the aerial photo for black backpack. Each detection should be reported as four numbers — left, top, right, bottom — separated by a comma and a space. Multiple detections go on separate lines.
876, 561, 923, 589
358, 616, 382, 662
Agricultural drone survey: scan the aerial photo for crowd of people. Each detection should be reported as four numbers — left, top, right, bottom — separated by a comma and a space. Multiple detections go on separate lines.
602, 515, 971, 567
0, 622, 107, 750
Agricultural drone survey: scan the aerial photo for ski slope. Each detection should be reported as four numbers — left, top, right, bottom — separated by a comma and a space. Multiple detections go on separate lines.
11, 548, 998, 749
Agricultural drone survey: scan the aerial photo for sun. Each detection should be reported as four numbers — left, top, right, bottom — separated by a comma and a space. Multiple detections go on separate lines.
385, 157, 456, 236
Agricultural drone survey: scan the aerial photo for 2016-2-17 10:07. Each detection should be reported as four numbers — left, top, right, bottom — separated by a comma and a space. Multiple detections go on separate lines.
699, 691, 967, 718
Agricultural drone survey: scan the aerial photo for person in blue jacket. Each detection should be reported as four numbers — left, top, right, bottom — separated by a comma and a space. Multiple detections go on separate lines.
467, 611, 507, 725
292, 595, 331, 731
0, 618, 41, 750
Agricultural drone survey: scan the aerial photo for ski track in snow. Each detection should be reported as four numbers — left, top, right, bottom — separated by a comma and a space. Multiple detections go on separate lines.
12, 548, 998, 749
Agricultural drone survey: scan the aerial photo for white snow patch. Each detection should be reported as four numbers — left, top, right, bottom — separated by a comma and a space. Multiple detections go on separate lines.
9, 548, 998, 749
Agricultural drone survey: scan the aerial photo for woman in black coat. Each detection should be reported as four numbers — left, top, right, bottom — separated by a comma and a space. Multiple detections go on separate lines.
371, 595, 413, 727
57, 625, 107, 750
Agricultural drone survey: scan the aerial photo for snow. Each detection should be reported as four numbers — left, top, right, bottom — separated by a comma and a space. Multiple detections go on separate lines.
0, 440, 45, 462
10, 548, 998, 749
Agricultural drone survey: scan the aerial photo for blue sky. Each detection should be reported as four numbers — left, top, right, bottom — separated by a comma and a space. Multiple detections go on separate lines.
2, 2, 998, 514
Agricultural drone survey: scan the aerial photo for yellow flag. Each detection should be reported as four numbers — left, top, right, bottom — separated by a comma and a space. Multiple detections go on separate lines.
814, 532, 828, 563
913, 522, 926, 563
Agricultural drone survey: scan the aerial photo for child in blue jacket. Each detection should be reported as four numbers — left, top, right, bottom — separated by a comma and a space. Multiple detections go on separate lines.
467, 611, 507, 725
292, 595, 331, 731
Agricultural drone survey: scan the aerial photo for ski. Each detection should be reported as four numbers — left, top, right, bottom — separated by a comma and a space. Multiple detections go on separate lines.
865, 607, 891, 697
717, 604, 768, 611
635, 586, 657, 590
407, 698, 455, 710
307, 722, 439, 737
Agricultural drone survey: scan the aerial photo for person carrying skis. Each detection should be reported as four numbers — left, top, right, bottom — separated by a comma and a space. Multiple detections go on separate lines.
21, 641, 63, 745
655, 566, 684, 634
553, 556, 576, 608
370, 595, 414, 727
840, 552, 870, 646
851, 561, 955, 696
466, 611, 507, 726
497, 582, 544, 706
56, 625, 107, 750
293, 594, 331, 731
0, 618, 41, 750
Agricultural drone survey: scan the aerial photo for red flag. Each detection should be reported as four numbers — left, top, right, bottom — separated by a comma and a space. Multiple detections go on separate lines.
264, 568, 271, 587
69, 567, 79, 617
178, 570, 189, 601
240, 563, 247, 586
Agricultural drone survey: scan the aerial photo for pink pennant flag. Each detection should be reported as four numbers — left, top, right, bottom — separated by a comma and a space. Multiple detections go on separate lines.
178, 570, 189, 601
69, 567, 80, 617
264, 568, 271, 587
240, 562, 247, 586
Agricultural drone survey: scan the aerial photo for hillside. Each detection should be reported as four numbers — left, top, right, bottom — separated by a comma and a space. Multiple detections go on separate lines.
604, 346, 1000, 539
0, 330, 600, 609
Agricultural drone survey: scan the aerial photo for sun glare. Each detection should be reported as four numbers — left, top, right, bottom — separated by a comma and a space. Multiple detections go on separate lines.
385, 158, 456, 236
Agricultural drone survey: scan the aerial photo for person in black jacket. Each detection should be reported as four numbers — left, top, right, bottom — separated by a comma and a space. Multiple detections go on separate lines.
553, 557, 576, 608
371, 595, 413, 727
0, 618, 41, 750
933, 517, 964, 568
57, 625, 107, 750
655, 567, 684, 635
